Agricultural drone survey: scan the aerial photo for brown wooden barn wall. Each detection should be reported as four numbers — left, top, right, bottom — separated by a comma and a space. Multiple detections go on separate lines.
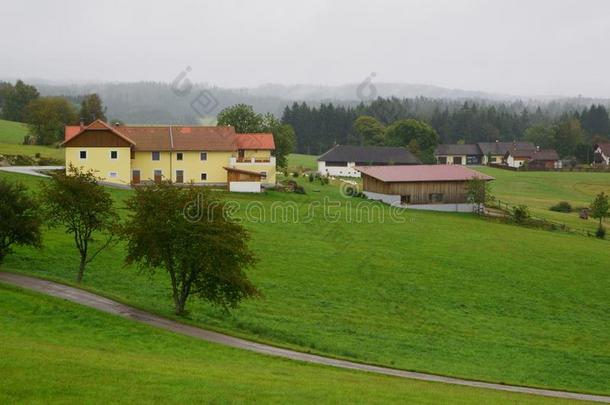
227, 171, 261, 182
362, 174, 470, 204
64, 130, 132, 148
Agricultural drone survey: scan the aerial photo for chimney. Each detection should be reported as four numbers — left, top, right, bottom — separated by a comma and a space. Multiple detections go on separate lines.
114, 122, 121, 127
79, 121, 84, 130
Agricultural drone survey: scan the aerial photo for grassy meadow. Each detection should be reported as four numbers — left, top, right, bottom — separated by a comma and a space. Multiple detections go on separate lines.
1, 284, 582, 404
1, 169, 609, 395
0, 118, 64, 161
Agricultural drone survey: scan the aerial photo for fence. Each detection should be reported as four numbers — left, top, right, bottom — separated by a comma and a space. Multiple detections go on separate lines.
492, 199, 594, 238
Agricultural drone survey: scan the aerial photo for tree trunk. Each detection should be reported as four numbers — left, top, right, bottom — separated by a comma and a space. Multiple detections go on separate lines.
77, 254, 86, 283
174, 294, 186, 315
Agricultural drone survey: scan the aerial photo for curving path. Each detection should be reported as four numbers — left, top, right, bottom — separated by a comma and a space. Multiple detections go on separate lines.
1, 272, 609, 403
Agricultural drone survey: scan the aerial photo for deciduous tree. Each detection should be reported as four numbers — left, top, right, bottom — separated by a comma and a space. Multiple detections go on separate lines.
41, 166, 118, 282
590, 192, 609, 238
79, 93, 107, 124
2, 80, 39, 122
385, 119, 439, 163
217, 104, 263, 133
353, 115, 385, 146
0, 179, 41, 265
26, 97, 78, 145
121, 182, 259, 315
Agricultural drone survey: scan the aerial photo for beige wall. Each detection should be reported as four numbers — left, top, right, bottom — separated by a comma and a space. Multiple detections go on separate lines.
65, 147, 131, 185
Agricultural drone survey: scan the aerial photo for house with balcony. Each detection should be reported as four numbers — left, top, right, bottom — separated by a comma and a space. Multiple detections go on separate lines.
62, 120, 276, 189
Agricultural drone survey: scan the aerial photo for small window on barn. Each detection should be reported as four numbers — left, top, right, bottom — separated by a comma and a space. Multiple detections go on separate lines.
428, 193, 444, 203
200, 152, 207, 161
110, 150, 118, 159
452, 156, 462, 165
176, 152, 183, 161
200, 173, 207, 181
438, 157, 447, 164
79, 150, 87, 159
152, 151, 160, 161
260, 171, 267, 180
400, 195, 410, 205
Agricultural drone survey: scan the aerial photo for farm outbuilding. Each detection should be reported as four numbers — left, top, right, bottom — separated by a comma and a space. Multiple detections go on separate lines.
356, 165, 494, 212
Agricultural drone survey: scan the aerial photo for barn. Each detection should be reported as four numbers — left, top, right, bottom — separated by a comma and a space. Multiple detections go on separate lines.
356, 165, 494, 212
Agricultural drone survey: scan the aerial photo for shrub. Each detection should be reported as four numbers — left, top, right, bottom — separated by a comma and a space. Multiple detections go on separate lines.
294, 185, 306, 194
512, 205, 531, 224
292, 172, 299, 178
319, 176, 329, 185
596, 226, 606, 239
308, 173, 314, 182
550, 201, 572, 213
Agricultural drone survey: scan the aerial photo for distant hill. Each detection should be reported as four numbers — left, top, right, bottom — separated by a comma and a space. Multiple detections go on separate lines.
23, 80, 610, 125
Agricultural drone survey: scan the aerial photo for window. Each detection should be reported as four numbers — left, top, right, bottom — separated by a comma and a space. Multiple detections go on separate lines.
326, 161, 348, 167
400, 195, 410, 204
429, 193, 444, 203
152, 151, 160, 161
109, 172, 118, 178
110, 150, 118, 159
154, 170, 163, 183
79, 150, 87, 159
200, 152, 207, 161
452, 156, 462, 165
176, 152, 183, 161
260, 171, 267, 180
176, 170, 184, 183
200, 173, 207, 181
438, 157, 447, 164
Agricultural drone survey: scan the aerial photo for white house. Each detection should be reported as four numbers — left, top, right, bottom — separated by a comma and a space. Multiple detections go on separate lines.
594, 143, 610, 165
317, 145, 420, 178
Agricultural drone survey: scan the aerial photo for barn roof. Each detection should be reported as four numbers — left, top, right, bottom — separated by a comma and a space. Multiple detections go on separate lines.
477, 141, 536, 155
356, 165, 494, 183
434, 144, 482, 155
318, 145, 421, 164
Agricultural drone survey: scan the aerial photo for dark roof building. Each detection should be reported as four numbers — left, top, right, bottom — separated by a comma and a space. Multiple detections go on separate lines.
477, 141, 536, 156
433, 144, 482, 156
318, 145, 420, 164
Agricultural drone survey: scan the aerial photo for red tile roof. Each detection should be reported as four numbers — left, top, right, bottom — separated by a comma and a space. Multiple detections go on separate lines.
236, 133, 275, 150
356, 165, 494, 182
62, 120, 275, 151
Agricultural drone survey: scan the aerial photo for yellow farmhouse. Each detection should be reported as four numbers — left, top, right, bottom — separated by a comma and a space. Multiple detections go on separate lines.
62, 120, 276, 188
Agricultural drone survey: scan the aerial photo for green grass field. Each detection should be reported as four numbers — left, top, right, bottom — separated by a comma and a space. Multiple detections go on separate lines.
0, 119, 64, 161
287, 153, 317, 171
1, 170, 608, 396
1, 284, 579, 404
0, 119, 29, 144
477, 167, 610, 232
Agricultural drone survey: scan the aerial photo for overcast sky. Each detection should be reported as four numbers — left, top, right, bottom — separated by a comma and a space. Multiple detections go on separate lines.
1, 0, 609, 97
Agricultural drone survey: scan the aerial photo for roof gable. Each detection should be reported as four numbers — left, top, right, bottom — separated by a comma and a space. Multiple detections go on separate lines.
236, 133, 275, 150
61, 120, 135, 147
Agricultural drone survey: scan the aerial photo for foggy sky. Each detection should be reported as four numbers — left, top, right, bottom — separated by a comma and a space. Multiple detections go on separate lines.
1, 0, 609, 97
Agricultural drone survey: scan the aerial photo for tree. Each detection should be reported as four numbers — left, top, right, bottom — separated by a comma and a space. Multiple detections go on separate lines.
41, 166, 118, 282
0, 179, 42, 265
353, 116, 385, 146
79, 93, 107, 124
2, 80, 39, 122
590, 192, 609, 238
121, 182, 259, 315
217, 104, 263, 133
466, 176, 494, 215
385, 119, 439, 163
554, 119, 585, 158
261, 113, 296, 170
524, 124, 555, 149
26, 97, 78, 145
0, 81, 13, 113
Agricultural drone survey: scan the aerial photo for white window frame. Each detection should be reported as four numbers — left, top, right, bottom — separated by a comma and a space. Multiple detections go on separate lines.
79, 150, 87, 160
176, 152, 183, 161
110, 150, 118, 160
200, 172, 207, 181
108, 172, 118, 178
152, 151, 160, 161
200, 152, 207, 161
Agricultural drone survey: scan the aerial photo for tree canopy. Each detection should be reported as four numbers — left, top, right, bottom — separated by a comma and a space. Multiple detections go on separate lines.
217, 104, 264, 133
79, 93, 107, 124
26, 97, 78, 145
0, 179, 41, 265
122, 182, 259, 315
385, 119, 439, 163
1, 80, 39, 122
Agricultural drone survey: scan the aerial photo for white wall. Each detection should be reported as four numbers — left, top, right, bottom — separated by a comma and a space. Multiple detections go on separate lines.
318, 161, 361, 177
229, 181, 261, 193
363, 191, 477, 213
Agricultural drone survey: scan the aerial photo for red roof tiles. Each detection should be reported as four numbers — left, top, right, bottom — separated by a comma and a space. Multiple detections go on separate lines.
62, 120, 275, 151
356, 165, 494, 182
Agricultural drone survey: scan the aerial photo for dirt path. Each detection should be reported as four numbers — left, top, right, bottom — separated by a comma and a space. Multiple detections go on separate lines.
1, 272, 608, 403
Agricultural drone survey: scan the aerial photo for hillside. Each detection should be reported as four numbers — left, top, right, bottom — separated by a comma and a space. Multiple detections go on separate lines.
1, 170, 608, 395
1, 284, 575, 404
0, 119, 28, 144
